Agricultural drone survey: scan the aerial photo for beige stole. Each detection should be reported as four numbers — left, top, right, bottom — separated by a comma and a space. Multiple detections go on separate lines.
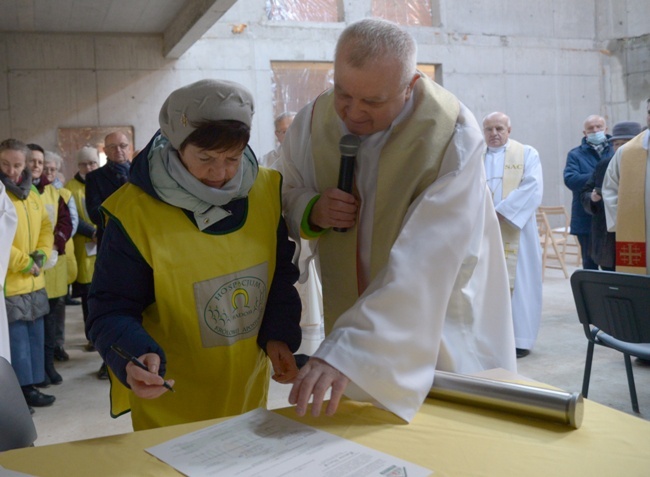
615, 133, 647, 274
311, 74, 460, 333
498, 140, 525, 292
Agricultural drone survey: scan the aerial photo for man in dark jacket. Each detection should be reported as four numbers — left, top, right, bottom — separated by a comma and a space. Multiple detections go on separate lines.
85, 130, 133, 378
579, 121, 643, 270
86, 131, 133, 248
563, 115, 613, 269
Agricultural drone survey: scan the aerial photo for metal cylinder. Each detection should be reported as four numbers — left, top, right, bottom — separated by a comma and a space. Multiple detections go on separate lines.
428, 371, 583, 429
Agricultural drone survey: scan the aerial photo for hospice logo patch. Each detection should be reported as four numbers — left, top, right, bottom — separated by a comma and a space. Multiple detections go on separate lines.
194, 262, 268, 348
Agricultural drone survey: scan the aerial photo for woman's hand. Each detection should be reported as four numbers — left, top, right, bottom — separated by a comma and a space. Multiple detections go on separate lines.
125, 352, 175, 399
266, 340, 299, 384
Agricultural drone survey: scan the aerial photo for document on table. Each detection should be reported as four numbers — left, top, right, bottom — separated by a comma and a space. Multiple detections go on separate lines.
146, 408, 433, 477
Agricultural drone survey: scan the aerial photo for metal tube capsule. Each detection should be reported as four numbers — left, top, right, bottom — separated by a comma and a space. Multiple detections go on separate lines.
428, 371, 583, 429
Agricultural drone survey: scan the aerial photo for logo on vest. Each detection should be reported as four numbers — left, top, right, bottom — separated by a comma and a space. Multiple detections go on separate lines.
194, 262, 269, 348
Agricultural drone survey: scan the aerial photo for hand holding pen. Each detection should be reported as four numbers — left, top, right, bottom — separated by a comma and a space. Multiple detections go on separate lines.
111, 344, 175, 396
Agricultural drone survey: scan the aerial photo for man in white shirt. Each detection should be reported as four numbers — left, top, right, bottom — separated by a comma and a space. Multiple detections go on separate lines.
276, 18, 516, 422
483, 112, 543, 359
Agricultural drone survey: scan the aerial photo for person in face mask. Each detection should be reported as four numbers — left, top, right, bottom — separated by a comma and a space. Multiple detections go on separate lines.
563, 115, 613, 269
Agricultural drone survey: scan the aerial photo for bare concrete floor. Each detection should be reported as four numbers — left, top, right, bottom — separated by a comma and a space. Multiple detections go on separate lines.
29, 265, 650, 446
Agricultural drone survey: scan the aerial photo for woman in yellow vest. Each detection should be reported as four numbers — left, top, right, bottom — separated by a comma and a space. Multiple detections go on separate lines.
65, 146, 99, 354
43, 150, 79, 362
87, 79, 302, 430
26, 144, 73, 387
0, 138, 55, 410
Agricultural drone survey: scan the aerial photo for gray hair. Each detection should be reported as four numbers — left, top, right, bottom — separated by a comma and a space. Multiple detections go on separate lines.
274, 111, 296, 130
0, 138, 29, 157
44, 150, 63, 170
335, 18, 417, 88
482, 112, 511, 128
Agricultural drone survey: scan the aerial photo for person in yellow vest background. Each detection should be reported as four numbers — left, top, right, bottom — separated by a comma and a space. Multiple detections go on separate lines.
43, 150, 79, 363
26, 145, 73, 389
275, 18, 516, 423
65, 147, 99, 351
482, 112, 544, 359
0, 138, 54, 413
602, 98, 650, 275
86, 79, 302, 431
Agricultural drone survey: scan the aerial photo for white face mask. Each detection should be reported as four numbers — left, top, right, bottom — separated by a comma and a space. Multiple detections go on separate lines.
587, 131, 607, 145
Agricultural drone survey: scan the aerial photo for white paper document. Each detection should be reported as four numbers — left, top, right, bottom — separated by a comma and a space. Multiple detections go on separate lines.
146, 408, 433, 477
85, 241, 97, 257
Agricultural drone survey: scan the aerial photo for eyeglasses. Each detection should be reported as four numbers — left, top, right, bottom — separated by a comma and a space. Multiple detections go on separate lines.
43, 166, 58, 173
78, 162, 97, 167
105, 143, 130, 150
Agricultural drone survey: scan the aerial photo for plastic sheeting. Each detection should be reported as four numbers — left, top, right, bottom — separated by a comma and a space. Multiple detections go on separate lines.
266, 0, 434, 26
266, 0, 340, 22
372, 0, 434, 26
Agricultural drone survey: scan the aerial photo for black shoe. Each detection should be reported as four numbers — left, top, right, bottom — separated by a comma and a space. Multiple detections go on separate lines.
97, 363, 109, 380
84, 341, 96, 352
22, 386, 56, 407
65, 296, 81, 306
54, 346, 69, 361
35, 378, 51, 388
46, 366, 63, 385
516, 348, 530, 359
635, 357, 650, 366
28, 405, 35, 415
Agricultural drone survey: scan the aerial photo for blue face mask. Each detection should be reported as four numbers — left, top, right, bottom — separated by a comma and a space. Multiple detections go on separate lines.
587, 131, 607, 145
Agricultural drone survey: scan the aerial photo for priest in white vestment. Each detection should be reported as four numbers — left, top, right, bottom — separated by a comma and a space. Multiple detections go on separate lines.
482, 112, 544, 358
602, 128, 650, 274
276, 18, 516, 423
0, 182, 19, 362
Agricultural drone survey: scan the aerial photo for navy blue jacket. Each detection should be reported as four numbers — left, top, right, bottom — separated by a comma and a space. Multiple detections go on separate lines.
579, 158, 615, 268
563, 137, 613, 235
85, 162, 130, 246
86, 133, 302, 386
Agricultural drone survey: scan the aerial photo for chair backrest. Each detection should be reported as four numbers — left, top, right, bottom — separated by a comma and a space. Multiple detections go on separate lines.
570, 270, 650, 344
0, 356, 37, 451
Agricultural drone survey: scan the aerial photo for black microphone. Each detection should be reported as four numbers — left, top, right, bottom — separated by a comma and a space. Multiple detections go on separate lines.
333, 134, 361, 232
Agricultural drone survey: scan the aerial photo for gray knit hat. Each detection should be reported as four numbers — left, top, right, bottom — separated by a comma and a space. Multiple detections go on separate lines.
159, 79, 255, 150
76, 146, 99, 164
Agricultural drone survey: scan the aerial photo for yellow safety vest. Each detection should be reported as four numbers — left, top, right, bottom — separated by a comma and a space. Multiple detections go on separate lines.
101, 167, 281, 430
59, 187, 78, 285
66, 178, 96, 284
41, 185, 68, 299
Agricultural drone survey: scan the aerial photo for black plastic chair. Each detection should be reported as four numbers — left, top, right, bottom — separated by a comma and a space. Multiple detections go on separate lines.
570, 270, 650, 413
0, 356, 37, 451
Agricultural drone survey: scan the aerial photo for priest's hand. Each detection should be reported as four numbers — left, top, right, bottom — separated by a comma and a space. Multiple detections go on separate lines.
309, 188, 357, 230
289, 357, 350, 417
125, 353, 175, 399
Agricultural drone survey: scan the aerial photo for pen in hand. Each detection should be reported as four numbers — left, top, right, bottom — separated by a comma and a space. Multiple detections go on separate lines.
110, 344, 175, 392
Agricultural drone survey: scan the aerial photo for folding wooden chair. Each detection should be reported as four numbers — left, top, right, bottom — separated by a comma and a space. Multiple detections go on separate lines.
536, 207, 569, 279
539, 205, 582, 267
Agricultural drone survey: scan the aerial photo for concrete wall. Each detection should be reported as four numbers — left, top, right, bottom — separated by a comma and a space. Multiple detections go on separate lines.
0, 0, 648, 210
